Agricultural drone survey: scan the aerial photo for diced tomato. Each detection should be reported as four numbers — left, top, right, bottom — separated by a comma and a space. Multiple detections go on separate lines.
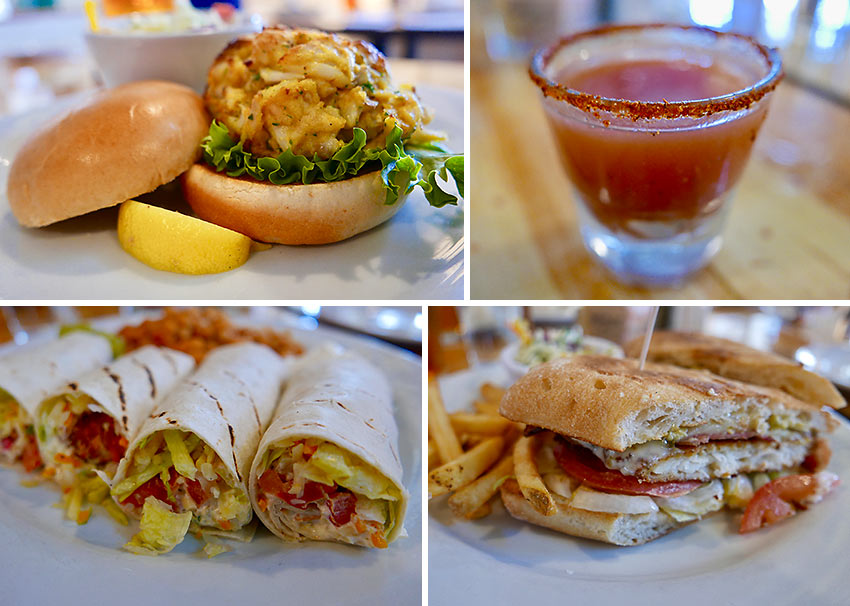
122, 475, 172, 510
258, 469, 337, 510
21, 435, 43, 472
258, 469, 288, 498
1, 432, 16, 450
553, 439, 704, 497
219, 519, 232, 531
257, 496, 269, 512
302, 443, 318, 459
328, 491, 357, 527
739, 474, 832, 533
167, 469, 207, 507
69, 412, 127, 465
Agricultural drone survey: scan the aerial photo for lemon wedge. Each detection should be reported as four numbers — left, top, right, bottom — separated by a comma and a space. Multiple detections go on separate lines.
117, 200, 259, 275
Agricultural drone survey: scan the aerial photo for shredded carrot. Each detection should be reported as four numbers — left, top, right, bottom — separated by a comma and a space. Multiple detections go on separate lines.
257, 496, 268, 512
76, 509, 92, 525
354, 518, 366, 534
62, 486, 72, 495
119, 436, 128, 449
370, 531, 388, 549
219, 519, 232, 531
41, 468, 56, 478
54, 453, 82, 468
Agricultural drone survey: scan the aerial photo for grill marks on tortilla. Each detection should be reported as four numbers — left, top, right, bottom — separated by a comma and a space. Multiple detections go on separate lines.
197, 382, 241, 483
106, 369, 128, 431
225, 369, 262, 434
130, 358, 157, 399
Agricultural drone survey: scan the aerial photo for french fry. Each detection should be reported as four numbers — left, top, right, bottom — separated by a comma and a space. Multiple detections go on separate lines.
480, 383, 506, 403
513, 435, 556, 516
448, 454, 514, 518
461, 434, 487, 449
429, 436, 505, 497
450, 413, 512, 436
464, 501, 493, 520
428, 439, 441, 471
473, 400, 501, 416
428, 373, 463, 464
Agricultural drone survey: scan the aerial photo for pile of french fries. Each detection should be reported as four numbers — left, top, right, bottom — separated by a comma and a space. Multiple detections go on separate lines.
427, 373, 524, 519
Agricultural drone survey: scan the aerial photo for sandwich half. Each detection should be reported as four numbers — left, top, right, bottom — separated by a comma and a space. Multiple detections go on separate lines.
499, 355, 839, 546
624, 331, 845, 410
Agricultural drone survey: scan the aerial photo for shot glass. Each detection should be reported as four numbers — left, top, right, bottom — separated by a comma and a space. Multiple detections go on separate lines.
530, 24, 782, 285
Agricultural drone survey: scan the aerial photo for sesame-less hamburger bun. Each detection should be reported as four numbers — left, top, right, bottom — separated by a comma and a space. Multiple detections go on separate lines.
181, 164, 409, 245
7, 80, 209, 228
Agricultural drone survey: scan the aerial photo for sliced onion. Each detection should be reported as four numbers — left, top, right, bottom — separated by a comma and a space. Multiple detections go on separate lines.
569, 485, 659, 514
542, 472, 574, 499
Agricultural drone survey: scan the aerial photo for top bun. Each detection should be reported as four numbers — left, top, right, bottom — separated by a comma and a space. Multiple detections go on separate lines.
7, 80, 210, 227
624, 331, 846, 410
499, 355, 829, 451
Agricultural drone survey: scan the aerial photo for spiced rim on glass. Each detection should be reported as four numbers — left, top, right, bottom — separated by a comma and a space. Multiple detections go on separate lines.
530, 24, 783, 286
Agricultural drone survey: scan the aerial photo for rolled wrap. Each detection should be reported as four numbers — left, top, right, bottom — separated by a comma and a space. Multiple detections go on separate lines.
249, 347, 408, 547
0, 331, 113, 466
111, 342, 290, 538
36, 345, 196, 487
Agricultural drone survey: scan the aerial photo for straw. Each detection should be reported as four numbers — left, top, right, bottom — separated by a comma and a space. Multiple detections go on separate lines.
84, 0, 99, 32
638, 306, 659, 371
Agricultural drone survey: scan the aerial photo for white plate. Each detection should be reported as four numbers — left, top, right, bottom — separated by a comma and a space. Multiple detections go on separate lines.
430, 365, 849, 606
0, 310, 422, 606
315, 306, 423, 345
0, 84, 463, 299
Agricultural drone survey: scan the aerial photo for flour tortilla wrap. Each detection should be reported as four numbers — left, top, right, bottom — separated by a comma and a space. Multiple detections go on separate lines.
0, 331, 113, 466
249, 346, 407, 548
36, 346, 195, 487
110, 342, 290, 553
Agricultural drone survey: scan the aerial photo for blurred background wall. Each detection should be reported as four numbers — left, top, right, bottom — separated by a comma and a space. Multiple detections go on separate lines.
0, 0, 462, 117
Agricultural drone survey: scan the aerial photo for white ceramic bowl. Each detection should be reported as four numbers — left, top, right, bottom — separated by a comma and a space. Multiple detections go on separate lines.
85, 18, 260, 93
499, 336, 624, 382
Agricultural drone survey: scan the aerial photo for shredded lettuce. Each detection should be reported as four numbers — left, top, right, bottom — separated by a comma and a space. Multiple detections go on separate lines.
124, 497, 192, 555
164, 430, 197, 480
112, 452, 173, 502
296, 443, 400, 502
200, 121, 463, 208
59, 324, 125, 358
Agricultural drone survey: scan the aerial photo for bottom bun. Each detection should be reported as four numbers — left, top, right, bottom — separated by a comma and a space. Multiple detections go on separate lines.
500, 479, 682, 546
181, 164, 409, 245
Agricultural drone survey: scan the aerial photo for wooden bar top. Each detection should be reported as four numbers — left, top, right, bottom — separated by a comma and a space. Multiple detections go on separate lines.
470, 63, 850, 300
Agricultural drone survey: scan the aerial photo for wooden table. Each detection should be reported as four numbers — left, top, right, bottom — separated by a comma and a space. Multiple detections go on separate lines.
470, 63, 850, 299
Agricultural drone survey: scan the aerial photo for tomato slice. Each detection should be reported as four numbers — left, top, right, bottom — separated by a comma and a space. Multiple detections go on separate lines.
739, 475, 815, 533
553, 439, 704, 497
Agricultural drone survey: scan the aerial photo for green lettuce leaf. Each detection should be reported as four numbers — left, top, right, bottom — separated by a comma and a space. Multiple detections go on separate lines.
200, 121, 463, 208
59, 324, 125, 358
124, 497, 192, 556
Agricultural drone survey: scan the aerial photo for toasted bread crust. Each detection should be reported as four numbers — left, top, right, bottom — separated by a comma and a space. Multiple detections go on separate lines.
499, 356, 827, 451
500, 479, 681, 546
625, 331, 845, 409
